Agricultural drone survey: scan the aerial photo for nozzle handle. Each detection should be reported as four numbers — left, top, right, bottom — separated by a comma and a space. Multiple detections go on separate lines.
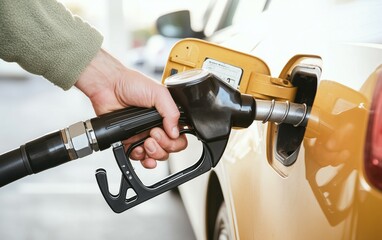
91, 107, 163, 151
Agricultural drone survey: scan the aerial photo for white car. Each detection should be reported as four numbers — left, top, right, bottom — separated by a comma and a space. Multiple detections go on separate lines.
161, 0, 382, 239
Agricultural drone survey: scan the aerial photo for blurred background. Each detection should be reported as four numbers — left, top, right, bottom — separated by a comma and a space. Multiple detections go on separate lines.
0, 0, 224, 239
3, 0, 374, 239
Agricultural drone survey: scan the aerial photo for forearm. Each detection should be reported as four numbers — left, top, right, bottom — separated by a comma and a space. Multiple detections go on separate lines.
0, 0, 103, 90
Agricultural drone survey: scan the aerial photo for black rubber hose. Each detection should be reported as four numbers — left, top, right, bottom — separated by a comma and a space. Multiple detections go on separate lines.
0, 148, 31, 187
0, 131, 71, 187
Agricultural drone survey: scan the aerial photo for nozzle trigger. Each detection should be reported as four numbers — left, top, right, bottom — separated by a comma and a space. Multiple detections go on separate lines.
95, 129, 228, 213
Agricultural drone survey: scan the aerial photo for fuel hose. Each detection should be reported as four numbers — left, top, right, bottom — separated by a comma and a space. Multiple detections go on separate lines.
0, 107, 163, 187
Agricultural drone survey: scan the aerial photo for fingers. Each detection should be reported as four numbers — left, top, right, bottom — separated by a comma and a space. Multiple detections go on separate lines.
123, 131, 149, 160
150, 127, 187, 153
129, 146, 145, 160
127, 127, 188, 169
117, 71, 181, 139
154, 88, 180, 139
144, 138, 170, 160
140, 158, 157, 169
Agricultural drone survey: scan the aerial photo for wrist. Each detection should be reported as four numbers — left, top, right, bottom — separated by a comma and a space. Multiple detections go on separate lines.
75, 49, 123, 99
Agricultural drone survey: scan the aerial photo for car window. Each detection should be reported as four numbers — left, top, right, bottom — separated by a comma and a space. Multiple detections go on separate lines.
232, 0, 267, 24
204, 0, 230, 36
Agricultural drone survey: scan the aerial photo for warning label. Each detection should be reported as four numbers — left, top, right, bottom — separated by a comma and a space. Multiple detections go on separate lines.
202, 58, 243, 89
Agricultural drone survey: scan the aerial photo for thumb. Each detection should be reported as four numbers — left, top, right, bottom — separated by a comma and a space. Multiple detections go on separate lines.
154, 88, 180, 139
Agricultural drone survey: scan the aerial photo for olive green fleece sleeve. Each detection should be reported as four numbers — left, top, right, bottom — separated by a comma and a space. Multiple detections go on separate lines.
0, 0, 103, 90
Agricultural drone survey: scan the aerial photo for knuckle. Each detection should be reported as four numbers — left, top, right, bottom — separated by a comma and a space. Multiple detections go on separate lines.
172, 110, 180, 119
161, 153, 170, 161
130, 148, 144, 160
179, 142, 187, 151
167, 142, 178, 152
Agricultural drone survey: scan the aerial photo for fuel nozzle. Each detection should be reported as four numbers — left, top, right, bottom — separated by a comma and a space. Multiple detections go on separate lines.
165, 69, 310, 137
0, 68, 311, 213
94, 70, 311, 213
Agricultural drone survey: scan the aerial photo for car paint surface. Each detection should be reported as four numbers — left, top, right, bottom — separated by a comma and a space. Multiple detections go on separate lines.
167, 0, 382, 239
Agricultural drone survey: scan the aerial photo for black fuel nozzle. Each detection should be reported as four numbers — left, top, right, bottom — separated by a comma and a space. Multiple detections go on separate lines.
165, 69, 256, 140
165, 69, 309, 136
0, 68, 310, 213
94, 69, 311, 213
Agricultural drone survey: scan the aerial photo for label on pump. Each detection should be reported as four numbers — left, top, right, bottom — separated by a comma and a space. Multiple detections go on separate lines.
202, 58, 243, 89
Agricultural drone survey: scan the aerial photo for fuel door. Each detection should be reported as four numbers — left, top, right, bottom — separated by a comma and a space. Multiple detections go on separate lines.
161, 38, 271, 90
267, 55, 321, 177
162, 39, 321, 177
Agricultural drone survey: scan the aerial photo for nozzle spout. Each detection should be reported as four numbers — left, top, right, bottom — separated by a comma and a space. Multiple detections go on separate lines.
254, 99, 310, 127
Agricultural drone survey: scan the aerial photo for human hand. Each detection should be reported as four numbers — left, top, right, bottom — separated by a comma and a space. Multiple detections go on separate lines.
75, 49, 187, 168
